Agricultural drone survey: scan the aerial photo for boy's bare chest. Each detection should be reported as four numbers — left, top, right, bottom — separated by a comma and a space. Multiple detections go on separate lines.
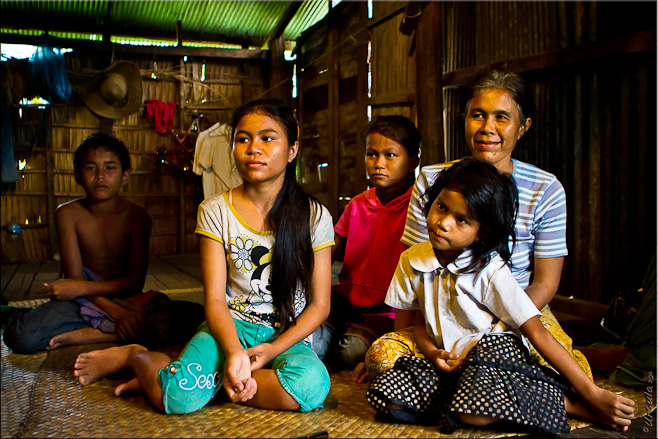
77, 215, 133, 266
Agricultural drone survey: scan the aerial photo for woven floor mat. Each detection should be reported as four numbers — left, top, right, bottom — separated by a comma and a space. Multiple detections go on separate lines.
2, 339, 654, 439
0, 340, 47, 439
7, 288, 205, 310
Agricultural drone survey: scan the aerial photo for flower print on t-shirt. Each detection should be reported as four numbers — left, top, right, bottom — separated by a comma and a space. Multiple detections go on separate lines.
229, 236, 256, 272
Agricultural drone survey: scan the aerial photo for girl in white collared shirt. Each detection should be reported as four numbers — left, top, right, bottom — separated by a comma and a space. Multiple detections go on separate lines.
367, 159, 634, 435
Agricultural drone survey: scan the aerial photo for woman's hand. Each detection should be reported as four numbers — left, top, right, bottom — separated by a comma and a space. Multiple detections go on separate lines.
244, 343, 277, 371
428, 349, 462, 372
223, 350, 257, 402
37, 279, 86, 301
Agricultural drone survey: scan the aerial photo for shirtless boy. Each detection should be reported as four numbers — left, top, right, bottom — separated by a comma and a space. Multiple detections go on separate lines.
3, 133, 202, 354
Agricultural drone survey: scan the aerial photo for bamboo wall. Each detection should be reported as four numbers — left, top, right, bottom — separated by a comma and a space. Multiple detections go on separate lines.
1, 51, 263, 261
296, 1, 416, 219
294, 1, 656, 304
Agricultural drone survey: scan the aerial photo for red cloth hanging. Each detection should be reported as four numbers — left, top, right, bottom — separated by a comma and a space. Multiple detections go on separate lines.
145, 99, 175, 133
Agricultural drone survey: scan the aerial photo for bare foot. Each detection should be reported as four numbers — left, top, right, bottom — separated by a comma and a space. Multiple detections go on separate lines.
566, 388, 635, 432
115, 377, 141, 396
48, 328, 119, 350
74, 344, 147, 386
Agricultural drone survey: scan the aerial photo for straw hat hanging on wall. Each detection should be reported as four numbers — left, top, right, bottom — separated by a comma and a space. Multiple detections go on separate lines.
79, 61, 143, 119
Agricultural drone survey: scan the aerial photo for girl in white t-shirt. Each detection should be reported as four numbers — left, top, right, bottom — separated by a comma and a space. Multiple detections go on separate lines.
367, 159, 634, 434
73, 99, 334, 415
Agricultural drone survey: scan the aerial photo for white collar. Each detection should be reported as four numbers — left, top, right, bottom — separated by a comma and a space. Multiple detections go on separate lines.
407, 241, 475, 274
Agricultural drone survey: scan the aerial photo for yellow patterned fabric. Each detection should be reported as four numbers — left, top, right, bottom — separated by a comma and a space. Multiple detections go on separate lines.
365, 329, 423, 377
526, 306, 594, 381
365, 307, 593, 381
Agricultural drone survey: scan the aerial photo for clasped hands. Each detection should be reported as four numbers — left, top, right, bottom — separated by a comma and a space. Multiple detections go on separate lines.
222, 343, 276, 403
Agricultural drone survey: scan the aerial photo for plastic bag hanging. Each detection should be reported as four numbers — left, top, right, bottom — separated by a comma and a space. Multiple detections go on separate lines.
27, 34, 72, 103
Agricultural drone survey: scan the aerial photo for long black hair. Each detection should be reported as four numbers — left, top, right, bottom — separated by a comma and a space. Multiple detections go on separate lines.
229, 98, 320, 335
423, 159, 518, 273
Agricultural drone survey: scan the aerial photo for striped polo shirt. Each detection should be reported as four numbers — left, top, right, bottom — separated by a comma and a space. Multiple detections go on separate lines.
401, 158, 568, 289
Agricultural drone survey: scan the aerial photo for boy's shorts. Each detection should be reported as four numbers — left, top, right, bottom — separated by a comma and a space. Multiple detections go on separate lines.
158, 319, 330, 414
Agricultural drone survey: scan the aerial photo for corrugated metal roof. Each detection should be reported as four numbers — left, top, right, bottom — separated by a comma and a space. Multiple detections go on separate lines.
0, 0, 330, 46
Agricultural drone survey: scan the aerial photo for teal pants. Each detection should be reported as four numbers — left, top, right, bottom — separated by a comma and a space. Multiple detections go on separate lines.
158, 319, 331, 414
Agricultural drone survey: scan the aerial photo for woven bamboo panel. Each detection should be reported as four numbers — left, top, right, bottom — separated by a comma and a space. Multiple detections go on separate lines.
1, 195, 47, 226
52, 126, 101, 150
0, 196, 50, 260
51, 106, 100, 128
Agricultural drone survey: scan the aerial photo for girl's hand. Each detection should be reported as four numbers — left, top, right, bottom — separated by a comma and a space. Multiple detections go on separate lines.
351, 362, 372, 383
585, 387, 635, 431
223, 350, 257, 402
428, 349, 462, 372
244, 343, 277, 371
37, 280, 85, 301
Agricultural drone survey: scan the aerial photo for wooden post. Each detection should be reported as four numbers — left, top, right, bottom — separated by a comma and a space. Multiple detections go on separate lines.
178, 59, 186, 254
44, 106, 58, 259
354, 1, 368, 193
176, 20, 183, 47
267, 34, 290, 103
99, 117, 113, 134
415, 1, 444, 166
328, 25, 340, 219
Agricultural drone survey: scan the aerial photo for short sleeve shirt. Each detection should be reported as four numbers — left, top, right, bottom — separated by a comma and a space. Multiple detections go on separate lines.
401, 159, 568, 289
385, 241, 542, 358
334, 186, 411, 313
195, 191, 334, 329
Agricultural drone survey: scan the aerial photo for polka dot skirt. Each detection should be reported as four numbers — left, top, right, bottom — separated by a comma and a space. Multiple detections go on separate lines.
366, 333, 571, 434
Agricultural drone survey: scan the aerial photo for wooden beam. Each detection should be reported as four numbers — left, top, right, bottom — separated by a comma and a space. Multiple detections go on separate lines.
415, 1, 444, 166
44, 107, 59, 259
266, 34, 290, 102
327, 25, 340, 219
0, 34, 266, 60
354, 1, 369, 194
1, 19, 264, 48
442, 29, 656, 87
178, 58, 186, 255
176, 20, 183, 47
368, 6, 407, 30
367, 92, 416, 107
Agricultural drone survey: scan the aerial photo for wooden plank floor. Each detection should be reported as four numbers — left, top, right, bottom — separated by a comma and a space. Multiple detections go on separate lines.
2, 254, 204, 302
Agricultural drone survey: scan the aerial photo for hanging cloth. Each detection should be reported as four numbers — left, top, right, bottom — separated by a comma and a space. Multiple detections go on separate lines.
145, 100, 175, 133
193, 122, 242, 198
27, 34, 72, 103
